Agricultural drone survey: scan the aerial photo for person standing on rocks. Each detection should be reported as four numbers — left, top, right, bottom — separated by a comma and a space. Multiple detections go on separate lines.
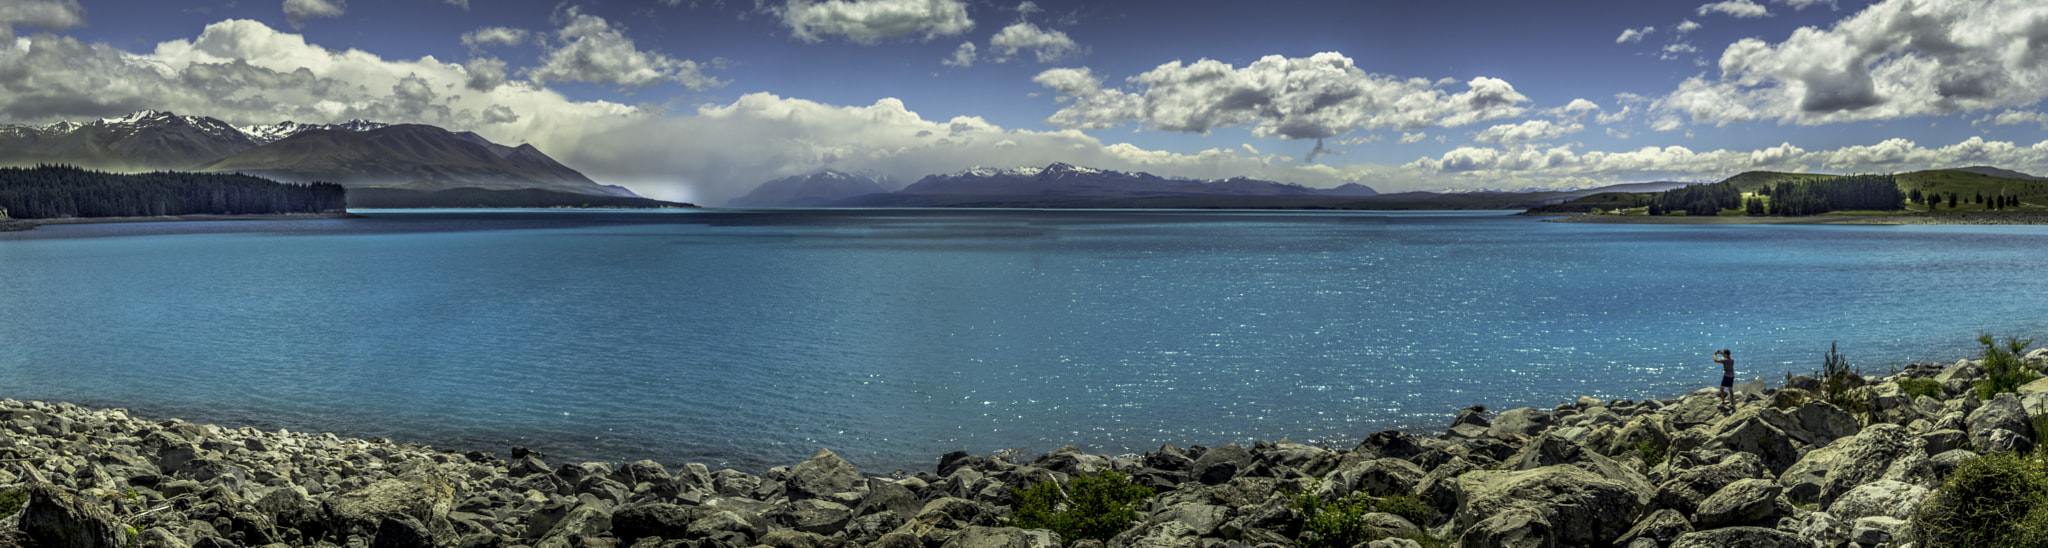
1714, 349, 1735, 406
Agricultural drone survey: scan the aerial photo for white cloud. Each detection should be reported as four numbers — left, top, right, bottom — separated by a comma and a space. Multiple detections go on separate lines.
1405, 136, 2048, 186
1653, 0, 2048, 128
1973, 109, 2048, 129
1560, 99, 1600, 118
1472, 119, 1585, 146
526, 7, 727, 91
0, 0, 85, 41
1676, 19, 1702, 33
1697, 0, 1770, 18
988, 22, 1079, 63
1597, 105, 1633, 124
780, 0, 974, 44
464, 57, 509, 91
1660, 42, 1697, 61
445, 0, 469, 9
281, 0, 344, 29
1616, 26, 1653, 44
1399, 132, 1428, 144
941, 41, 975, 67
461, 27, 529, 51
1035, 52, 1529, 141
1777, 0, 1834, 9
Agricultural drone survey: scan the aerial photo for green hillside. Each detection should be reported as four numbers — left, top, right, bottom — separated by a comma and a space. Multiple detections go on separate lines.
1536, 167, 2048, 216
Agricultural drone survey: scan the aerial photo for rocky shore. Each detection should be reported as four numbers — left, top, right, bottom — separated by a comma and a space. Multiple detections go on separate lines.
1543, 210, 2048, 225
4, 351, 2046, 548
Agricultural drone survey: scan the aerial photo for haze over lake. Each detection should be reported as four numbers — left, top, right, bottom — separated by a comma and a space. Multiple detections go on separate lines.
2, 209, 2044, 472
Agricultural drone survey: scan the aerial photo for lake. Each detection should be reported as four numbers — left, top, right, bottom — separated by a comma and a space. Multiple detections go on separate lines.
2, 209, 2044, 473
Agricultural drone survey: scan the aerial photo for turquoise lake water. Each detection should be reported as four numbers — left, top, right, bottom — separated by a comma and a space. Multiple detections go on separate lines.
2, 209, 2046, 472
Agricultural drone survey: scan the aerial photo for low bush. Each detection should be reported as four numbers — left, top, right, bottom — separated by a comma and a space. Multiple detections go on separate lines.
1009, 470, 1152, 542
1629, 439, 1668, 469
1975, 334, 2039, 400
1291, 486, 1442, 548
1896, 377, 1943, 400
1911, 451, 2048, 547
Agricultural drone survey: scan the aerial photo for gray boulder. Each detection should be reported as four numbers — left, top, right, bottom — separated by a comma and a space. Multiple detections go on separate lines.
1789, 401, 1860, 443
1816, 424, 1929, 505
1828, 479, 1929, 522
1670, 526, 1805, 548
785, 449, 866, 505
1447, 465, 1647, 547
19, 483, 124, 548
943, 526, 1062, 548
1488, 407, 1553, 439
1982, 427, 2036, 453
1653, 452, 1770, 515
1919, 429, 1969, 455
1613, 508, 1691, 547
1455, 506, 1552, 548
1692, 478, 1784, 529
1969, 393, 2031, 449
1190, 444, 1253, 485
1150, 503, 1230, 537
1702, 412, 1801, 475
1332, 458, 1425, 498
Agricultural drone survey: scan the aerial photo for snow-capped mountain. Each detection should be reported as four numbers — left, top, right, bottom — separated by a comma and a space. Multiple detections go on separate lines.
728, 169, 890, 207
823, 162, 1378, 207
0, 110, 633, 197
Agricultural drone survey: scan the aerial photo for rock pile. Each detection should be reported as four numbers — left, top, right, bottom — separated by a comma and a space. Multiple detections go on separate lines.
2, 352, 2045, 547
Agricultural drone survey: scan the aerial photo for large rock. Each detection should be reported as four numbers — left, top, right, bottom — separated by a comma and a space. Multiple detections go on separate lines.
1815, 424, 1931, 505
1447, 465, 1647, 547
1150, 504, 1231, 537
1702, 411, 1801, 475
1108, 519, 1199, 548
785, 449, 866, 505
1488, 407, 1553, 439
1968, 393, 2031, 449
612, 503, 708, 545
323, 477, 451, 542
1613, 508, 1691, 547
1653, 452, 1769, 515
1827, 479, 1928, 522
1506, 433, 1652, 496
943, 526, 1061, 548
1189, 444, 1253, 485
1667, 395, 1724, 430
18, 483, 124, 548
1789, 401, 1859, 444
1669, 526, 1804, 548
1455, 507, 1551, 548
1692, 478, 1784, 529
1354, 431, 1427, 461
1332, 458, 1425, 498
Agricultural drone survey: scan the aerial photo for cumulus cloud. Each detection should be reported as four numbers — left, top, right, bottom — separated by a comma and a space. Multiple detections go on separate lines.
1676, 19, 1702, 33
989, 22, 1079, 63
281, 0, 344, 28
0, 0, 85, 41
445, 0, 468, 9
1405, 136, 2048, 186
1974, 109, 2048, 129
464, 57, 510, 91
941, 41, 975, 67
526, 7, 727, 91
1653, 0, 2048, 129
780, 0, 974, 44
462, 27, 529, 52
1472, 120, 1585, 146
1697, 0, 1769, 18
1616, 26, 1653, 44
480, 104, 518, 124
1035, 52, 1529, 141
1559, 99, 1600, 120
1399, 132, 1428, 144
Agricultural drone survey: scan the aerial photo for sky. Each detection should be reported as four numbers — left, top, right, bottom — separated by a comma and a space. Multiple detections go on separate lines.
2, 0, 2046, 205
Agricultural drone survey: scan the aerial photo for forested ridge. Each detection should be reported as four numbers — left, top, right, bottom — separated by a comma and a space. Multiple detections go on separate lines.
0, 165, 346, 219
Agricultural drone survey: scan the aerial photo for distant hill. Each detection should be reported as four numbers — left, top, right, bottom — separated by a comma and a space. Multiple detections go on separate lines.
1529, 167, 2048, 215
0, 110, 633, 198
347, 187, 694, 209
827, 163, 1378, 207
729, 170, 889, 207
204, 124, 632, 197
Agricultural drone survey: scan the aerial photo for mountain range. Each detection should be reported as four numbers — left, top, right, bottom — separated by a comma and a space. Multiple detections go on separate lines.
733, 163, 1384, 208
0, 110, 631, 197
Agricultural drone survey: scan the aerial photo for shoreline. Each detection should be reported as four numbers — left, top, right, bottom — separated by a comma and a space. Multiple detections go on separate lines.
12, 211, 363, 227
1541, 210, 2048, 225
0, 349, 2028, 547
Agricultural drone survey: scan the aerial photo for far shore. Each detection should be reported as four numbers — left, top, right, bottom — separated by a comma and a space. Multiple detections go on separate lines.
1, 211, 362, 230
1541, 210, 2048, 225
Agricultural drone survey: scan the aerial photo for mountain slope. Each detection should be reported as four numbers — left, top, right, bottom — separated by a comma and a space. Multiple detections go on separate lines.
729, 170, 889, 207
0, 111, 261, 171
833, 163, 1377, 207
202, 124, 632, 197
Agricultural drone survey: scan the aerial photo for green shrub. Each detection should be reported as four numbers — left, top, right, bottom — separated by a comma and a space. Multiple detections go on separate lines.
1911, 451, 2048, 547
1008, 470, 1152, 542
1628, 439, 1668, 469
1975, 334, 2039, 400
1290, 485, 1440, 548
1897, 377, 1944, 400
0, 489, 22, 520
1815, 342, 1872, 422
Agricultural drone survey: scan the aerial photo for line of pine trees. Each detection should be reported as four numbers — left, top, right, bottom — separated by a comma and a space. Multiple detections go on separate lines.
1649, 181, 1741, 216
1750, 175, 1903, 216
0, 165, 346, 219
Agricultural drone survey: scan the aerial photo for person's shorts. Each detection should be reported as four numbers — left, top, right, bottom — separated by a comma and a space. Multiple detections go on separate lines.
1721, 375, 1735, 388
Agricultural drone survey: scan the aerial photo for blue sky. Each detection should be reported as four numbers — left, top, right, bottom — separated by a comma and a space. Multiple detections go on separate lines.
5, 0, 2047, 204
